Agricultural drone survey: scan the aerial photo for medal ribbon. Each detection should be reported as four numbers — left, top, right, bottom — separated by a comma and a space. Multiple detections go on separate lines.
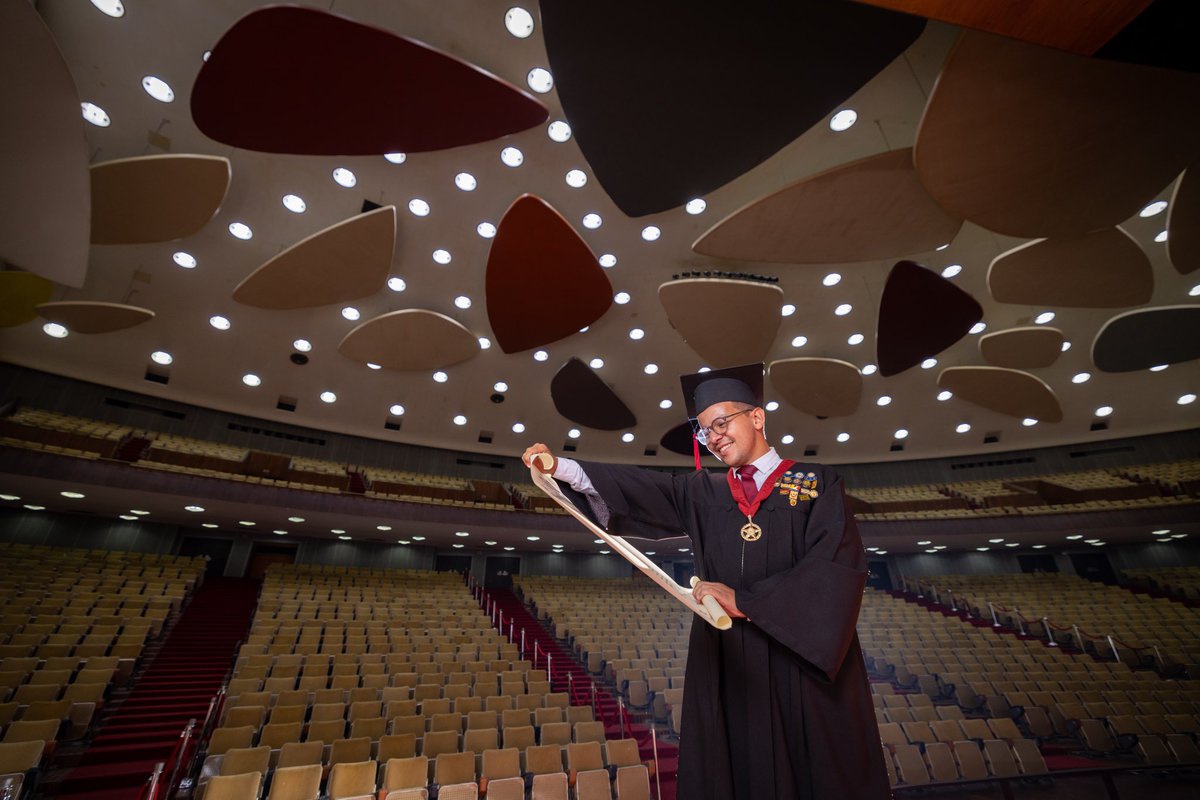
727, 459, 796, 517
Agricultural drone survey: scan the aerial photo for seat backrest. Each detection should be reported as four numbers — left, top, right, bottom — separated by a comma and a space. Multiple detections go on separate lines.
378, 733, 418, 762
614, 764, 651, 800
435, 750, 477, 786
382, 755, 430, 792
219, 745, 271, 777
530, 770, 568, 800
567, 741, 604, 773
503, 725, 536, 751
892, 744, 930, 785
1010, 739, 1047, 775
329, 736, 372, 767
267, 764, 322, 800
574, 768, 612, 800
328, 760, 379, 800
573, 721, 605, 744
421, 730, 459, 760
277, 740, 324, 769
525, 744, 565, 776
982, 739, 1019, 777
952, 741, 988, 780
565, 706, 594, 725
481, 747, 521, 780
206, 726, 255, 756
924, 742, 958, 781
540, 722, 571, 746
0, 740, 45, 773
205, 771, 262, 800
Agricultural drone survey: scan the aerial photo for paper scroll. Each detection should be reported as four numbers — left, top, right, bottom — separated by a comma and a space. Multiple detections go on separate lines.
529, 453, 731, 630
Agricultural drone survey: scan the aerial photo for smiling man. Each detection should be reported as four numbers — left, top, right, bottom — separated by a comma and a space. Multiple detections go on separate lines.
522, 363, 887, 800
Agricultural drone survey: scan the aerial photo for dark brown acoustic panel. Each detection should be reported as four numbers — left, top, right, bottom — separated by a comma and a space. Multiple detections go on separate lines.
35, 302, 154, 334
877, 261, 983, 377
486, 195, 612, 354
1092, 306, 1200, 372
539, 0, 924, 216
550, 358, 636, 431
1167, 165, 1199, 275
660, 421, 699, 458
191, 5, 547, 154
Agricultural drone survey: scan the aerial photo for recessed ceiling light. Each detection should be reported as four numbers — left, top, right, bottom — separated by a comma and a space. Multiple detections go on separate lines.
641, 226, 661, 241
876, 395, 892, 406
455, 531, 470, 538
453, 415, 467, 425
454, 172, 477, 191
454, 295, 472, 309
242, 373, 261, 387
331, 528, 346, 534
384, 152, 407, 164
274, 530, 288, 535
22, 504, 45, 511
512, 422, 526, 433
477, 222, 497, 238
1061, 341, 1072, 352
129, 509, 149, 515
937, 390, 952, 401
527, 67, 554, 93
288, 516, 305, 523
433, 371, 448, 383
780, 434, 794, 445
678, 548, 689, 553
338, 535, 352, 541
389, 404, 405, 416
936, 243, 950, 251
599, 253, 617, 268
341, 307, 360, 321
150, 350, 173, 365
119, 515, 138, 521
941, 264, 962, 278
281, 194, 306, 213
431, 248, 453, 265
547, 120, 571, 142
565, 169, 587, 188
644, 363, 659, 375
1149, 364, 1167, 372
975, 547, 989, 552
829, 108, 857, 131
484, 540, 497, 546
451, 543, 465, 549
791, 335, 808, 348
917, 540, 932, 546
493, 381, 509, 393
1094, 405, 1113, 417
1138, 200, 1168, 217
781, 304, 796, 317
200, 522, 218, 528
90, 0, 125, 17
367, 363, 381, 370
173, 251, 197, 269
589, 358, 604, 368
697, 366, 710, 373
847, 333, 864, 345
1072, 372, 1091, 384
292, 339, 312, 352
1066, 534, 1083, 540
503, 546, 515, 551
1190, 284, 1200, 297
500, 147, 524, 167
894, 428, 909, 439
1154, 230, 1168, 243
836, 432, 850, 443
478, 337, 491, 350
614, 292, 631, 304
331, 168, 356, 188
1034, 311, 1055, 324
956, 423, 971, 433
228, 222, 252, 240
685, 198, 707, 215
835, 303, 852, 316
876, 550, 888, 555
1152, 529, 1171, 535
567, 428, 581, 439
621, 432, 634, 443
921, 358, 937, 369
408, 199, 430, 216
504, 6, 534, 37
624, 329, 645, 343
659, 399, 673, 409
387, 277, 407, 292
1179, 393, 1197, 405
534, 350, 548, 362
80, 101, 110, 127
527, 536, 540, 542
1022, 418, 1038, 426
238, 520, 256, 527
765, 401, 779, 411
582, 213, 602, 229
60, 491, 85, 499
822, 273, 841, 287
1032, 544, 1047, 549
412, 535, 426, 541
185, 505, 204, 512
320, 391, 336, 403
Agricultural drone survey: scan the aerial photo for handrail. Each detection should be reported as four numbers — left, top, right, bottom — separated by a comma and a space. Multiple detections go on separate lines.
141, 762, 165, 800
162, 718, 196, 800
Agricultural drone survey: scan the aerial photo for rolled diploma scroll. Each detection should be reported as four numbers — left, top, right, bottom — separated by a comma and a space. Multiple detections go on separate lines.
530, 453, 732, 630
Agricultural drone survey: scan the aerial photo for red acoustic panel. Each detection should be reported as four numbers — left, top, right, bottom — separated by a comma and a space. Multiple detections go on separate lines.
486, 195, 612, 354
191, 6, 547, 154
550, 358, 637, 432
877, 260, 982, 377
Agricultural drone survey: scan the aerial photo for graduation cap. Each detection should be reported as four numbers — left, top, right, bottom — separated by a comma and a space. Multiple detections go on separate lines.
679, 362, 765, 469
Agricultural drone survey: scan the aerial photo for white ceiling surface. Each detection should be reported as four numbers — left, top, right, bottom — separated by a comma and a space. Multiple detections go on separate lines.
1, 1, 1197, 478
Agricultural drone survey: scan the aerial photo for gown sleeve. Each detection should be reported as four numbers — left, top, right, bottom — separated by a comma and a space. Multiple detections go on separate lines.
559, 461, 690, 541
734, 469, 868, 682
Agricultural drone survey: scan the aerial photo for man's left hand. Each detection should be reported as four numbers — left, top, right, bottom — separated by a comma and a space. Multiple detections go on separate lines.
691, 580, 747, 619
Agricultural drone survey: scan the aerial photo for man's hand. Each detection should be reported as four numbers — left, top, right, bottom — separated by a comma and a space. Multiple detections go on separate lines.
522, 443, 556, 474
691, 580, 747, 619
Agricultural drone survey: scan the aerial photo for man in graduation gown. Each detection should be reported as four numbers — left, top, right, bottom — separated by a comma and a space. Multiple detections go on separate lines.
523, 363, 889, 800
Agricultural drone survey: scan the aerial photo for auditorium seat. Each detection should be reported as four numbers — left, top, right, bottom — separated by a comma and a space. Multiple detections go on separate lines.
266, 764, 322, 800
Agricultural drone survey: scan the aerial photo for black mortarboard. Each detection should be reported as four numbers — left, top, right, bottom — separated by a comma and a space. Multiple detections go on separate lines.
679, 362, 765, 420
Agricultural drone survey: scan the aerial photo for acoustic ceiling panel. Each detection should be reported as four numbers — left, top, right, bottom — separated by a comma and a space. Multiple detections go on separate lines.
338, 309, 479, 371
0, 272, 55, 329
938, 366, 1064, 423
693, 149, 962, 263
1167, 165, 1199, 275
191, 5, 547, 154
987, 227, 1153, 308
877, 260, 982, 377
233, 205, 395, 310
1092, 305, 1200, 372
539, 0, 924, 216
0, 0, 90, 287
486, 195, 612, 354
90, 155, 230, 245
550, 358, 636, 431
35, 302, 155, 334
658, 279, 783, 368
978, 327, 1064, 369
914, 31, 1200, 238
660, 420, 699, 458
768, 358, 863, 418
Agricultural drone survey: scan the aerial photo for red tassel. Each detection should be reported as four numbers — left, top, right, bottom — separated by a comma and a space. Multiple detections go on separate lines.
693, 434, 702, 471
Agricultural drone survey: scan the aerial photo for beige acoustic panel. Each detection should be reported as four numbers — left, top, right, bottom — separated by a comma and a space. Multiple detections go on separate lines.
658, 279, 783, 368
768, 358, 863, 418
0, 272, 55, 328
338, 309, 478, 371
0, 1, 89, 287
938, 366, 1063, 423
693, 149, 962, 263
987, 227, 1152, 308
1167, 165, 1198, 275
978, 326, 1063, 369
915, 31, 1200, 239
234, 205, 395, 309
35, 301, 154, 334
90, 155, 231, 245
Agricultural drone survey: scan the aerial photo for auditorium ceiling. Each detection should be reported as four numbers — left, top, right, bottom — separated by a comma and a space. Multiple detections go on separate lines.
2, 0, 1198, 480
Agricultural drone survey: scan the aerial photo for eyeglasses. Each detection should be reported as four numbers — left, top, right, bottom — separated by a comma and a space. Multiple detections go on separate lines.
695, 408, 752, 445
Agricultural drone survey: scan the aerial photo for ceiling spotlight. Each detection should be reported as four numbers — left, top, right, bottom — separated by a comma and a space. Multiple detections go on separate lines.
970, 322, 987, 335
937, 390, 952, 401
493, 381, 508, 392
1138, 200, 1168, 217
385, 277, 406, 293
629, 328, 645, 340
582, 213, 602, 229
1062, 341, 1072, 352
644, 363, 658, 374
320, 391, 337, 403
1150, 364, 1168, 372
512, 422, 526, 433
829, 109, 857, 131
433, 248, 452, 264
1072, 372, 1091, 384
478, 337, 491, 350
282, 194, 307, 213
241, 373, 261, 387
534, 350, 548, 362
781, 304, 796, 317
1034, 311, 1055, 324
228, 222, 252, 240
567, 428, 581, 439
408, 198, 430, 216
173, 251, 197, 269
685, 198, 707, 215
331, 168, 356, 188
641, 226, 661, 242
836, 432, 850, 443
861, 364, 877, 375
956, 423, 971, 433
791, 335, 808, 348
288, 516, 305, 523
341, 307, 360, 321
921, 358, 937, 369
477, 222, 497, 238
453, 415, 467, 425
504, 6, 534, 37
150, 350, 173, 365
384, 152, 407, 164
822, 273, 841, 287
1095, 406, 1113, 417
894, 428, 909, 439
621, 432, 634, 443
941, 264, 962, 278
565, 169, 588, 188
389, 404, 405, 416
780, 434, 795, 444
599, 253, 617, 268
1178, 393, 1197, 405
1022, 418, 1038, 426
1155, 231, 1168, 243
589, 358, 604, 369
848, 333, 864, 345
90, 0, 125, 17
80, 101, 111, 127
876, 395, 892, 407
527, 67, 554, 93
500, 147, 524, 167
547, 120, 571, 142
835, 303, 852, 316
209, 315, 231, 330
659, 399, 673, 409
614, 292, 631, 304
292, 339, 312, 352
765, 401, 779, 411
454, 295, 472, 309
185, 505, 204, 512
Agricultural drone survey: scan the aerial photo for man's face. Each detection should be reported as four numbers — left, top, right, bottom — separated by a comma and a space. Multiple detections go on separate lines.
697, 401, 761, 466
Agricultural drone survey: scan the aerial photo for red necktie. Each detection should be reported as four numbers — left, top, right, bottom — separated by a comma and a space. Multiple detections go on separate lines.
736, 464, 758, 502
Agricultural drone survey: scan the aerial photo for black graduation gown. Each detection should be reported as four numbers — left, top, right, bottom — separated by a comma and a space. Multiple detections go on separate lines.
562, 460, 889, 800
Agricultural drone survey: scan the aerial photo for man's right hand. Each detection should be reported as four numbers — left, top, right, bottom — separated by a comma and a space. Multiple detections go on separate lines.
522, 443, 556, 474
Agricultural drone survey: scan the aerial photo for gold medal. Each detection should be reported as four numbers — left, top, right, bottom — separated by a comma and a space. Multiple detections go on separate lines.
741, 518, 762, 541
